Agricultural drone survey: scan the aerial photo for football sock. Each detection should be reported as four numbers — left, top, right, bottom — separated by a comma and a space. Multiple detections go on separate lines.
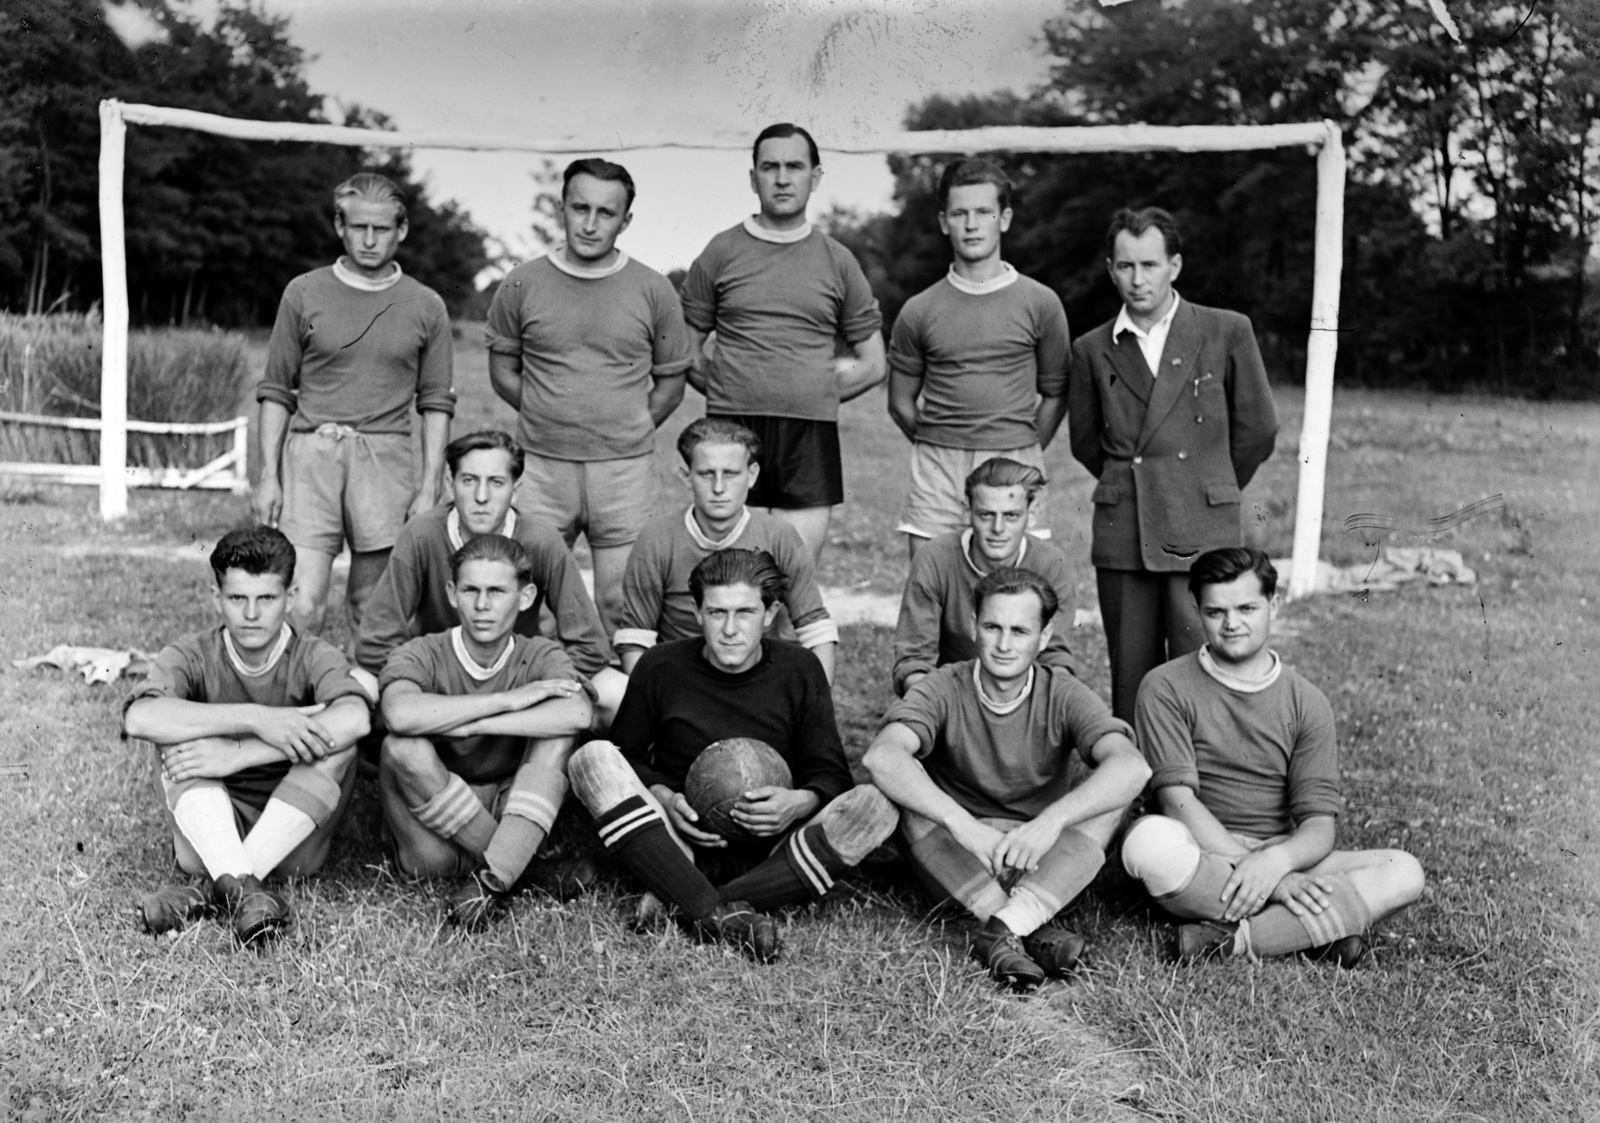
483, 760, 565, 891
1240, 873, 1372, 959
595, 796, 719, 919
992, 885, 1056, 938
412, 774, 497, 856
1154, 849, 1238, 921
172, 786, 252, 881
241, 798, 316, 879
483, 817, 544, 894
717, 824, 848, 910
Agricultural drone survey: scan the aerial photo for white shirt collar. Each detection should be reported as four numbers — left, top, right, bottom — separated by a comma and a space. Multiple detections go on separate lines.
333, 257, 403, 292
1112, 291, 1182, 342
974, 661, 1034, 716
1197, 645, 1282, 693
742, 216, 813, 244
224, 624, 293, 679
446, 507, 517, 552
959, 528, 1026, 578
684, 505, 750, 551
545, 242, 630, 279
450, 626, 515, 682
946, 262, 1018, 296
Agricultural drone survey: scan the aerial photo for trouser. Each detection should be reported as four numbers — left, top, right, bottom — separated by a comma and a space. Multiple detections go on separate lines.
1096, 568, 1204, 725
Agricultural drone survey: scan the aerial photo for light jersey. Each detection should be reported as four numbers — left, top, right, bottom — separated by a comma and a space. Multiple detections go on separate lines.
258, 264, 455, 434
891, 529, 1077, 695
883, 660, 1131, 821
354, 502, 611, 676
378, 628, 590, 783
610, 637, 851, 803
126, 624, 370, 801
888, 268, 1071, 450
1135, 650, 1341, 839
484, 250, 692, 461
679, 219, 882, 421
613, 505, 839, 653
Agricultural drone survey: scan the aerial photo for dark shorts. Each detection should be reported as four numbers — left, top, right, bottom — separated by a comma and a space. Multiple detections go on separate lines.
710, 413, 843, 509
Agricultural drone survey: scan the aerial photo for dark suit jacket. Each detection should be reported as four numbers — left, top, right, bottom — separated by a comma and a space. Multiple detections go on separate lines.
1067, 300, 1278, 572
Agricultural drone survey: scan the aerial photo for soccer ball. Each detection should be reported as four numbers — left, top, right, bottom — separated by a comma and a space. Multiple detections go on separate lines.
684, 737, 793, 843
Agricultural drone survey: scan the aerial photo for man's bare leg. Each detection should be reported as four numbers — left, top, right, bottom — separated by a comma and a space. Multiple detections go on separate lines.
589, 542, 632, 639
290, 546, 336, 635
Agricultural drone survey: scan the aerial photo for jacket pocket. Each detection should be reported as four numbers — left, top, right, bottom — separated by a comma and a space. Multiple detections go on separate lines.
1092, 481, 1122, 505
1206, 482, 1242, 506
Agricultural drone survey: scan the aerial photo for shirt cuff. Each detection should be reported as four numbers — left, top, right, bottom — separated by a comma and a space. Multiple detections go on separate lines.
795, 618, 839, 648
613, 628, 658, 651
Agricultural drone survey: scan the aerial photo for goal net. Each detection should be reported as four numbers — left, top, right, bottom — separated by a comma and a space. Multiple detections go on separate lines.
95, 99, 1345, 599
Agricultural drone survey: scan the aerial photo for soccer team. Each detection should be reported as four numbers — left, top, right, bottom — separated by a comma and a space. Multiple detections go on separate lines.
125, 122, 1424, 987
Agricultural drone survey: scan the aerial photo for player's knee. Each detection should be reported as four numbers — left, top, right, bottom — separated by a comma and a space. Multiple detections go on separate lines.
380, 734, 435, 778
172, 842, 208, 879
1120, 814, 1200, 891
566, 739, 634, 812
1380, 849, 1426, 909
818, 784, 899, 863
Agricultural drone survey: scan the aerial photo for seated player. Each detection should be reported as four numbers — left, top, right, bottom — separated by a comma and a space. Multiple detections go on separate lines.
1120, 548, 1425, 966
864, 567, 1151, 989
358, 429, 624, 722
377, 534, 596, 927
568, 548, 897, 962
892, 458, 1076, 697
125, 527, 373, 944
613, 418, 838, 682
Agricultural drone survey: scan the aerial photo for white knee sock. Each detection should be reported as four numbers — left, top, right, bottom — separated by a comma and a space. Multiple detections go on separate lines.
172, 786, 252, 881
242, 799, 317, 879
992, 885, 1055, 937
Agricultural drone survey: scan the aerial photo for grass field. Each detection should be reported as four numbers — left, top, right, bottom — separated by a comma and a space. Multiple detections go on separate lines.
1, 337, 1596, 1120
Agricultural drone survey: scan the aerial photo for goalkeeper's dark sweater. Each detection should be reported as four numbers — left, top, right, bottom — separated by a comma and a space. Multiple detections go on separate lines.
610, 638, 850, 804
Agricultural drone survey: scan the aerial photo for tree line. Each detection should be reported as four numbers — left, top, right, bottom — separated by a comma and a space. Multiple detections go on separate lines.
0, 0, 489, 327
826, 0, 1599, 397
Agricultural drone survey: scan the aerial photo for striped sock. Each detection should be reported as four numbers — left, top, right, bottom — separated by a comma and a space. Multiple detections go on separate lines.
482, 763, 563, 891
595, 796, 719, 919
412, 774, 498, 856
1242, 873, 1373, 959
718, 824, 847, 910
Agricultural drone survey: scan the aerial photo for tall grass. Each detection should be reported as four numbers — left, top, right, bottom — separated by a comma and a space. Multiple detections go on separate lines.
0, 312, 250, 469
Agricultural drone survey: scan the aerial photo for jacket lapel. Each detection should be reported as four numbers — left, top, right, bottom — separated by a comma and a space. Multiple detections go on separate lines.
1134, 301, 1203, 450
1103, 329, 1153, 407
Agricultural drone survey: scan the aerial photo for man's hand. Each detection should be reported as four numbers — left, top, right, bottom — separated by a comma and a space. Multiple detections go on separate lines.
730, 786, 817, 838
161, 738, 239, 782
948, 817, 1008, 878
1271, 870, 1337, 918
254, 478, 283, 527
250, 703, 336, 762
652, 785, 726, 849
504, 679, 585, 711
1220, 846, 1294, 922
993, 815, 1067, 876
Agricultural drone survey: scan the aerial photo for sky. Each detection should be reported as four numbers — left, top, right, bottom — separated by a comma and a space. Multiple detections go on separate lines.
250, 0, 1065, 273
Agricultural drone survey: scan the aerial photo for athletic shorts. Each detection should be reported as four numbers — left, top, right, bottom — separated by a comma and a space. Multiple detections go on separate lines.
709, 413, 843, 509
515, 451, 656, 550
280, 426, 414, 555
895, 441, 1051, 540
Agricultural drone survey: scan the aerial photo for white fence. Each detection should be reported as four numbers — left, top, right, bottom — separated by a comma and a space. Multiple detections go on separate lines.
0, 410, 248, 492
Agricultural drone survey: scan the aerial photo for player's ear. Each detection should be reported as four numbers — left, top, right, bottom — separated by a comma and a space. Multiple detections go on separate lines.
1038, 619, 1054, 649
937, 210, 951, 238
745, 458, 761, 488
808, 163, 823, 190
749, 167, 760, 196
396, 218, 409, 244
210, 583, 223, 614
1168, 252, 1181, 280
517, 581, 537, 611
999, 207, 1014, 234
619, 210, 633, 234
1267, 593, 1281, 622
446, 581, 459, 610
763, 600, 781, 629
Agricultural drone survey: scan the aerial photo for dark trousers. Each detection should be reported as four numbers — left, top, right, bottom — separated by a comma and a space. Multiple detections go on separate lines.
1096, 568, 1205, 725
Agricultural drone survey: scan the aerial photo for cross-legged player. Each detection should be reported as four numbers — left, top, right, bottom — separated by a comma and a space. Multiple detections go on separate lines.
614, 417, 838, 682
568, 549, 898, 962
377, 535, 596, 928
256, 172, 455, 641
864, 568, 1150, 989
681, 122, 885, 565
892, 458, 1077, 697
887, 159, 1071, 559
486, 158, 691, 635
125, 527, 373, 944
357, 429, 625, 723
1120, 548, 1425, 966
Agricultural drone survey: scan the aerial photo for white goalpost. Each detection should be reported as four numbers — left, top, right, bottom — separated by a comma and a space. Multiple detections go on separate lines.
94, 98, 1344, 600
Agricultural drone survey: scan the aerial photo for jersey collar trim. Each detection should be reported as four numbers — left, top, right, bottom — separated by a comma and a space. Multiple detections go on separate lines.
446, 508, 517, 552
946, 262, 1018, 296
332, 257, 404, 292
684, 505, 750, 551
224, 624, 293, 679
1197, 644, 1281, 693
960, 528, 1027, 578
451, 626, 515, 681
974, 661, 1033, 715
545, 243, 630, 279
741, 216, 813, 244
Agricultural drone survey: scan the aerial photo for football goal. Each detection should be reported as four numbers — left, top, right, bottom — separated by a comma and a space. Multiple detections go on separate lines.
93, 99, 1344, 599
